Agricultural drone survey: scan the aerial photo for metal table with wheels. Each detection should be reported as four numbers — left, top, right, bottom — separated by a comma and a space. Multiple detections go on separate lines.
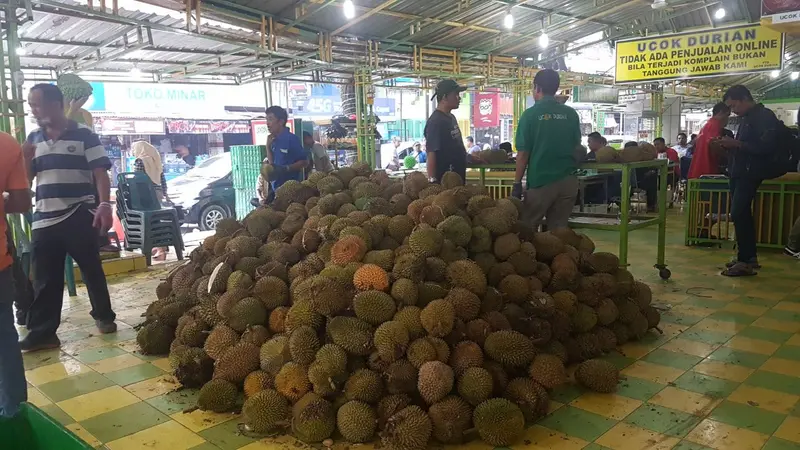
467, 159, 671, 279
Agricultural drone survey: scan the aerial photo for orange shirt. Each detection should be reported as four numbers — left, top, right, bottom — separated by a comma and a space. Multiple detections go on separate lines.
0, 132, 28, 271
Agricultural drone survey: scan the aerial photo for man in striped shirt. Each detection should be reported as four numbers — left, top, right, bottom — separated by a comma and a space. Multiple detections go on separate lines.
20, 84, 117, 352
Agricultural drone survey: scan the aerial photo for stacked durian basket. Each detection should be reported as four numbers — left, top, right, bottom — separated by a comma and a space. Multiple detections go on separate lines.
137, 163, 660, 449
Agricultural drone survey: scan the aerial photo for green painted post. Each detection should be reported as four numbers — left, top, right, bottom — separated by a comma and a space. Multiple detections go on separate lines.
0, 29, 11, 133
656, 159, 668, 267
618, 165, 631, 266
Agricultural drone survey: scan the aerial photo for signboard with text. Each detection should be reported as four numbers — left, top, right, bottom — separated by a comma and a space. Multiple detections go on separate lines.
763, 0, 800, 20
614, 25, 784, 83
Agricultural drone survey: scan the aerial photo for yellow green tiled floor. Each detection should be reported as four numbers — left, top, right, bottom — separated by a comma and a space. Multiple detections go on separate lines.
15, 212, 800, 450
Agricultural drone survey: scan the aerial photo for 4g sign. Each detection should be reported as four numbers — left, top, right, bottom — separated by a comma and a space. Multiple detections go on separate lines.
294, 96, 342, 116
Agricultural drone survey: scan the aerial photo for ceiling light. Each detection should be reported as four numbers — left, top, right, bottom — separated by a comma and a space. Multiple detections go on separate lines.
539, 32, 549, 49
771, 70, 780, 78
343, 0, 356, 19
792, 71, 799, 81
16, 47, 25, 55
503, 11, 514, 29
131, 65, 142, 75
525, 57, 533, 61
714, 7, 726, 20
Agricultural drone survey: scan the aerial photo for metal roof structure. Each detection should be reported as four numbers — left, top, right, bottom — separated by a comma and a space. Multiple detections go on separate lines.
6, 0, 796, 95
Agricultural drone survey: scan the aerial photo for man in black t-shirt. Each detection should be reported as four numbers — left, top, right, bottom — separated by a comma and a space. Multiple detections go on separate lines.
424, 79, 468, 182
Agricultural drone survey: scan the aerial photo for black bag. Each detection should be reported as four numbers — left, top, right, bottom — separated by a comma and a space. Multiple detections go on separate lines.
768, 122, 800, 177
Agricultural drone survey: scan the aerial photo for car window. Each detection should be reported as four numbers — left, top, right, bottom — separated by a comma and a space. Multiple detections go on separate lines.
185, 153, 231, 177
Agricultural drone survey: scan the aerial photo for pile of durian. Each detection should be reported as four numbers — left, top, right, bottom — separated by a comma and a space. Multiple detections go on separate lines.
594, 142, 659, 163
137, 163, 661, 449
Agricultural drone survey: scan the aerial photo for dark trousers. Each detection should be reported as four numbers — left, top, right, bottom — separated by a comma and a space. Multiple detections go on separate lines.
6, 228, 33, 323
28, 206, 115, 341
730, 177, 762, 262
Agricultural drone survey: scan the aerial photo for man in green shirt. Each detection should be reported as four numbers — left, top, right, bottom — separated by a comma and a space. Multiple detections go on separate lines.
512, 69, 582, 230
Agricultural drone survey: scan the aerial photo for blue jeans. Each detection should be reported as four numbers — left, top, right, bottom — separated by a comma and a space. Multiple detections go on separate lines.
0, 267, 26, 417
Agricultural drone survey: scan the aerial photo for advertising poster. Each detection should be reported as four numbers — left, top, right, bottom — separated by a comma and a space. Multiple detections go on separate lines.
614, 25, 784, 83
472, 92, 500, 128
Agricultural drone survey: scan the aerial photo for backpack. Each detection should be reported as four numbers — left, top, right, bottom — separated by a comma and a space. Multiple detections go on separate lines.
768, 121, 800, 178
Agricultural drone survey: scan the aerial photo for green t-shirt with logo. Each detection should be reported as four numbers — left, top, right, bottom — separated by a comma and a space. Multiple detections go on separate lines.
514, 96, 582, 189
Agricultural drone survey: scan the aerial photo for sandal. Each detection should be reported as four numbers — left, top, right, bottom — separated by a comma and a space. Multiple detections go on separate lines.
721, 262, 757, 277
725, 259, 760, 269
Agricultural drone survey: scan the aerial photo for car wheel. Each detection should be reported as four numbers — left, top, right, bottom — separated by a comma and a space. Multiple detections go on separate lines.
199, 204, 228, 231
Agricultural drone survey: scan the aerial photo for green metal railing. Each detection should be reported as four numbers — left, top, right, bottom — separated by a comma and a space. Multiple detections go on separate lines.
685, 177, 800, 248
467, 160, 671, 279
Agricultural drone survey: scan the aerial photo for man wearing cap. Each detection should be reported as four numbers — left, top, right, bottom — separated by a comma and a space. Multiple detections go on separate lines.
512, 69, 582, 230
424, 79, 468, 183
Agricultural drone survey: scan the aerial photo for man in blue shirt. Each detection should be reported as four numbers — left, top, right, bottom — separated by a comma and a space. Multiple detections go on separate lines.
265, 106, 308, 193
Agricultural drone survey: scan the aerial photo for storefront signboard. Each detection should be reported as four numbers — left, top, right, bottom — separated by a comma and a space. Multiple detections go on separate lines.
472, 92, 499, 128
166, 119, 250, 134
94, 117, 165, 135
252, 119, 269, 146
614, 25, 784, 83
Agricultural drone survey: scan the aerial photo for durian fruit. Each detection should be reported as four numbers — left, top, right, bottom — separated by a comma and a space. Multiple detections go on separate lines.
380, 405, 432, 450
292, 393, 336, 442
173, 347, 213, 388
242, 389, 289, 433
472, 398, 525, 446
457, 367, 493, 406
595, 146, 619, 163
275, 362, 311, 402
353, 290, 396, 325
243, 370, 274, 399
575, 359, 620, 393
428, 396, 472, 444
197, 379, 238, 412
417, 361, 453, 404
483, 330, 536, 368
213, 342, 260, 385
344, 369, 384, 404
337, 401, 377, 443
136, 322, 174, 355
528, 353, 566, 389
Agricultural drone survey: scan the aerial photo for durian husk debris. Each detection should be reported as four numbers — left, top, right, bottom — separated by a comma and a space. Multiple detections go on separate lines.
138, 165, 660, 448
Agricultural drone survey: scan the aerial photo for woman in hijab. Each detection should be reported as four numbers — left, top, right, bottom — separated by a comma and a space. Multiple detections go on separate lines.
131, 141, 169, 260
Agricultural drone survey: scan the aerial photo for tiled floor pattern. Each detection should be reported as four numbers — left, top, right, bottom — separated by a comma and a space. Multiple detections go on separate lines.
15, 213, 800, 450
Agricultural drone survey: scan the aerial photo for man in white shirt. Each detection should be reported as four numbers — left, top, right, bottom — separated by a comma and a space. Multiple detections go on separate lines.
303, 131, 332, 173
673, 132, 690, 158
466, 136, 481, 154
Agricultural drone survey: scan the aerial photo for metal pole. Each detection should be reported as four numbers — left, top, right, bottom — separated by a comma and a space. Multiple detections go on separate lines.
0, 29, 11, 133
7, 0, 26, 142
261, 70, 272, 108
619, 165, 630, 266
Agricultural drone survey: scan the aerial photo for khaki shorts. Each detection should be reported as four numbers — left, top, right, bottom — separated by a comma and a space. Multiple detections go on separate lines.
522, 175, 579, 231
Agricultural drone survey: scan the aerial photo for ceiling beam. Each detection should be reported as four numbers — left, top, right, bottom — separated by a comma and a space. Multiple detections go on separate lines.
31, 0, 328, 66
71, 26, 154, 72
56, 24, 136, 71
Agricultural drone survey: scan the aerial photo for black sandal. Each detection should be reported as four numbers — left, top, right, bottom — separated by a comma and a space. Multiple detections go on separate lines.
721, 262, 757, 277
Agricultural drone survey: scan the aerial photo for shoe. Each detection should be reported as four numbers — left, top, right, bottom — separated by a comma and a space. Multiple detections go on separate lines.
784, 246, 800, 259
725, 259, 761, 269
18, 335, 61, 352
96, 320, 117, 334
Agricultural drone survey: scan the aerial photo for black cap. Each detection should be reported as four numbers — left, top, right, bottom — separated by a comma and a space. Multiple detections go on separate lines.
431, 79, 467, 100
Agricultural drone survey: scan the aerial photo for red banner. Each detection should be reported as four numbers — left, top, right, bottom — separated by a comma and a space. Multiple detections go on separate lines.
763, 0, 800, 16
473, 92, 500, 128
166, 119, 251, 134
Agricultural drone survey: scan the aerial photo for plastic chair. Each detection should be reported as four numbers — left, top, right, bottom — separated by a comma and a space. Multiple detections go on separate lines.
116, 172, 184, 266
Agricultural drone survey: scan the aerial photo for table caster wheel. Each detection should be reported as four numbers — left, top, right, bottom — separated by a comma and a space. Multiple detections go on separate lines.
659, 268, 671, 280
